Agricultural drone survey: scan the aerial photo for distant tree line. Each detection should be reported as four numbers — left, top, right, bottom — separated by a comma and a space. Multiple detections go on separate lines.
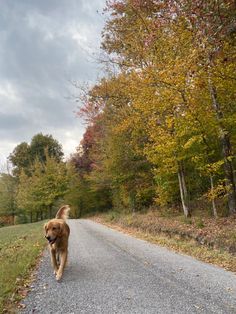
0, 133, 69, 225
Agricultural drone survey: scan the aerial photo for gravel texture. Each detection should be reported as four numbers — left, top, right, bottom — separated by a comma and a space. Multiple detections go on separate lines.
21, 219, 236, 314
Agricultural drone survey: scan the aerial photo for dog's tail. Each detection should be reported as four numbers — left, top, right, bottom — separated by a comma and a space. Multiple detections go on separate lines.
55, 205, 70, 220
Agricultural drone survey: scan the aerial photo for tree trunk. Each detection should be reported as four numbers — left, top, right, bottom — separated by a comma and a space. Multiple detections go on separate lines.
30, 211, 33, 223
210, 175, 218, 218
12, 213, 15, 225
77, 199, 83, 218
130, 192, 136, 215
177, 162, 191, 218
221, 132, 236, 214
208, 79, 236, 214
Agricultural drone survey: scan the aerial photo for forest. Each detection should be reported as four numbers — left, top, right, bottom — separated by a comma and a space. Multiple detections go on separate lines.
0, 0, 236, 224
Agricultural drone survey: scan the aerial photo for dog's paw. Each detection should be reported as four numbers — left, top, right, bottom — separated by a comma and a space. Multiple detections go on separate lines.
56, 271, 62, 281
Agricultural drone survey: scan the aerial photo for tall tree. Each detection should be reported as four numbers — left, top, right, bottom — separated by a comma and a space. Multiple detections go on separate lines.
100, 0, 236, 216
17, 154, 68, 221
9, 133, 64, 176
8, 142, 30, 176
30, 133, 64, 164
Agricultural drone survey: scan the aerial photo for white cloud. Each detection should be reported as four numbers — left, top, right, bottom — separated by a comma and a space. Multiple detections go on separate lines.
0, 81, 22, 113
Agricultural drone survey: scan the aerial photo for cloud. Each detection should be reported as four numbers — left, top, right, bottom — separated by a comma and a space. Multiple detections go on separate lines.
0, 0, 106, 165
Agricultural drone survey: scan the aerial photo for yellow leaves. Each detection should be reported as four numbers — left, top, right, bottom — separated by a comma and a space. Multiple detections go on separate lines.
165, 116, 174, 129
204, 161, 225, 174
183, 135, 202, 150
205, 180, 229, 201
112, 115, 133, 134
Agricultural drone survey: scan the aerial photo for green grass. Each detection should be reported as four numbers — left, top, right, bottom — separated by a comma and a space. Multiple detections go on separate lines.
0, 221, 46, 313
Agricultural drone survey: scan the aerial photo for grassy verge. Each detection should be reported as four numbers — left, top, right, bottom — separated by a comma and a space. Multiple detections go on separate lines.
0, 221, 46, 313
91, 211, 236, 273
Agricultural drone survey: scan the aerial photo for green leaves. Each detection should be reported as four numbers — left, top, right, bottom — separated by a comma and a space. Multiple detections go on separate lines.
0, 173, 17, 218
16, 153, 68, 220
8, 133, 64, 176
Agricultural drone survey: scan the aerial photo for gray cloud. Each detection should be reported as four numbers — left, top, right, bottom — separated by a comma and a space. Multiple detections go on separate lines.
0, 0, 106, 164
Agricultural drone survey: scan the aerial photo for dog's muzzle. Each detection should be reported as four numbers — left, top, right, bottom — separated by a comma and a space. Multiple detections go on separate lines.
45, 236, 57, 245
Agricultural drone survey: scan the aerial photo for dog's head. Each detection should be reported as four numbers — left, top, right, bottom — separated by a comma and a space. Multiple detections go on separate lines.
44, 220, 63, 244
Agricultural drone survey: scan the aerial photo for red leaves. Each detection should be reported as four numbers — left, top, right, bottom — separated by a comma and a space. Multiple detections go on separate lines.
71, 121, 103, 173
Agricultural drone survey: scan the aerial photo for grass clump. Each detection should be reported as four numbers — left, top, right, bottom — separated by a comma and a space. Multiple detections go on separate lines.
105, 211, 120, 222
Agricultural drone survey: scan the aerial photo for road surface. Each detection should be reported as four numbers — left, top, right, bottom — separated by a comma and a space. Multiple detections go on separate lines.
22, 219, 236, 313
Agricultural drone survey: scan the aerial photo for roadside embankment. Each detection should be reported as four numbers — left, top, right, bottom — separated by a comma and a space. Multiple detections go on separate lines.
91, 210, 236, 272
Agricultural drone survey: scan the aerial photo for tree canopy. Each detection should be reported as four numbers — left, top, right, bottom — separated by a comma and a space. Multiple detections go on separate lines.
8, 133, 64, 176
71, 0, 236, 218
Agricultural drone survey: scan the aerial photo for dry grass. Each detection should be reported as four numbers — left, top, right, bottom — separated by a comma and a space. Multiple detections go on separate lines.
91, 210, 236, 273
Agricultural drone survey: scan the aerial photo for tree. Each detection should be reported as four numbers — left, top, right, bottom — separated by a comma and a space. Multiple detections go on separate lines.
168, 0, 236, 214
0, 173, 17, 223
30, 133, 64, 164
8, 142, 30, 176
16, 170, 35, 222
68, 120, 113, 215
40, 153, 68, 218
9, 133, 64, 176
71, 0, 236, 218
17, 154, 68, 221
100, 0, 236, 216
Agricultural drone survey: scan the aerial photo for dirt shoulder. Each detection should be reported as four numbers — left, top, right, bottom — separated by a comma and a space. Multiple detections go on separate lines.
90, 211, 236, 273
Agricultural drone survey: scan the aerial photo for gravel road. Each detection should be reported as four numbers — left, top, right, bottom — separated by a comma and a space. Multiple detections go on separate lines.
21, 219, 236, 314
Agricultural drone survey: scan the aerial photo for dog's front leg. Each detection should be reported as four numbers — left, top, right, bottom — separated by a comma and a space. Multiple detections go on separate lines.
56, 250, 67, 281
50, 247, 58, 274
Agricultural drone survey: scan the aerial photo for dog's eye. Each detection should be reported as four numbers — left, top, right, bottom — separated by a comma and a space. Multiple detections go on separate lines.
52, 227, 56, 230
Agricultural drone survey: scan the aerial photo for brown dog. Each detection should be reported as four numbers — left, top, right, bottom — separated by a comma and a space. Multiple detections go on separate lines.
44, 205, 70, 281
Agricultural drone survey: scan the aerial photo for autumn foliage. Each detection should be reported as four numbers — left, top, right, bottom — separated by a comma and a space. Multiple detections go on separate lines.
71, 0, 236, 218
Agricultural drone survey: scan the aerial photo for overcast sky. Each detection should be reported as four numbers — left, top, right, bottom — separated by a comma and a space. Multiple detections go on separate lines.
0, 0, 106, 165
